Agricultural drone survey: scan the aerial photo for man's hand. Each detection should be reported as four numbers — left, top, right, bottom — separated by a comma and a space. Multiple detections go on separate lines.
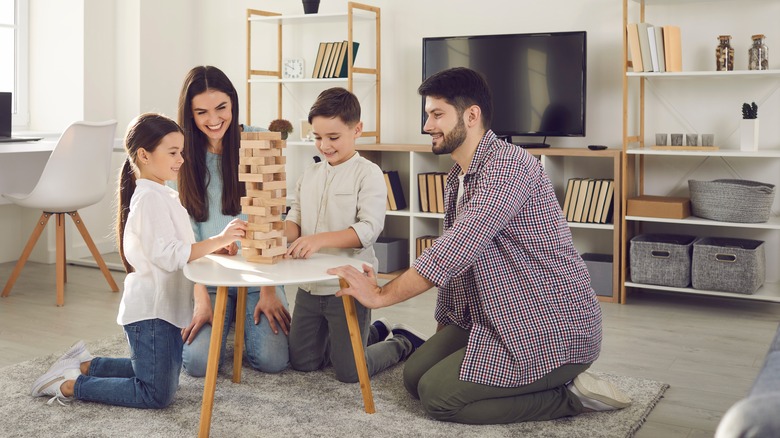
328, 264, 383, 309
254, 287, 291, 335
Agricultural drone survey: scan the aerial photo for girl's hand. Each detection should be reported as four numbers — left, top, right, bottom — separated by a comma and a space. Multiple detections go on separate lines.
218, 219, 247, 246
254, 286, 291, 335
214, 241, 238, 255
286, 234, 324, 259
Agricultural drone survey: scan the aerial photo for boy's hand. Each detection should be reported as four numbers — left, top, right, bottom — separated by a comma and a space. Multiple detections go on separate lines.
254, 287, 291, 335
286, 234, 325, 259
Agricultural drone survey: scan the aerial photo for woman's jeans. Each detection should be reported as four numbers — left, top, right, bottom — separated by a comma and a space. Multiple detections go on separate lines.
73, 318, 183, 409
182, 285, 290, 376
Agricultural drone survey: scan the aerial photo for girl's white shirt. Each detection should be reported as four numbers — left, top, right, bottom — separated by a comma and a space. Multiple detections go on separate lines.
117, 179, 195, 328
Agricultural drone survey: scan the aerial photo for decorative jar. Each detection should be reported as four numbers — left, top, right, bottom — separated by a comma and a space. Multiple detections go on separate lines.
716, 35, 734, 71
748, 34, 769, 70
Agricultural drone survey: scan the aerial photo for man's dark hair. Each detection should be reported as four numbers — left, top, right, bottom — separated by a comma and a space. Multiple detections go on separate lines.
417, 67, 493, 130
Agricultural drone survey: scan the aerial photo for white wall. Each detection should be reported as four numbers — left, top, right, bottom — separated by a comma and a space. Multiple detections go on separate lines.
3, 0, 778, 265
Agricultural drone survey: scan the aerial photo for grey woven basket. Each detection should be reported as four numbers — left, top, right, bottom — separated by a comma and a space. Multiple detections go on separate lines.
688, 179, 775, 223
630, 233, 696, 288
691, 237, 765, 294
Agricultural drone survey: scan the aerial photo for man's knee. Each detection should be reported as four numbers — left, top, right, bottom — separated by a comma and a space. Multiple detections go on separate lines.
417, 373, 458, 421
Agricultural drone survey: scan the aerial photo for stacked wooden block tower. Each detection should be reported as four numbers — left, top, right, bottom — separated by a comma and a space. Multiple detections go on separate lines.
238, 131, 288, 263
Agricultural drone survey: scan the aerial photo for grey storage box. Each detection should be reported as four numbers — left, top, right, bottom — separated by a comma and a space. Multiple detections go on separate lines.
692, 237, 765, 294
581, 253, 613, 297
630, 234, 696, 288
374, 237, 408, 274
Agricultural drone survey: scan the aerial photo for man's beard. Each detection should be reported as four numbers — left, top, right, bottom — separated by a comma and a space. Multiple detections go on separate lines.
432, 117, 466, 156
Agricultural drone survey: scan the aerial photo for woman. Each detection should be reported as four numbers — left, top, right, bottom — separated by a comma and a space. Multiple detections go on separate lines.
175, 65, 290, 375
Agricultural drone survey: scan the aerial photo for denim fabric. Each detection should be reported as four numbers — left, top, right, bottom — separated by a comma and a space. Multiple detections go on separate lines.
182, 285, 290, 376
288, 288, 409, 383
73, 318, 183, 409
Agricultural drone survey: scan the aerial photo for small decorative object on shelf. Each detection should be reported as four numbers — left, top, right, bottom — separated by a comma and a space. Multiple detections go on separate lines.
716, 35, 734, 71
268, 119, 293, 140
748, 34, 769, 70
302, 0, 320, 14
741, 101, 759, 151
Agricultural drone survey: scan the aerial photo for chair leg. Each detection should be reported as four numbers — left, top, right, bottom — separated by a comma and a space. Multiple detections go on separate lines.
68, 211, 119, 292
55, 213, 66, 306
2, 212, 52, 298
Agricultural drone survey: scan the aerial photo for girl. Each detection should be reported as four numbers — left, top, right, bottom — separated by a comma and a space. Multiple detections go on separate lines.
30, 113, 246, 408
175, 66, 290, 376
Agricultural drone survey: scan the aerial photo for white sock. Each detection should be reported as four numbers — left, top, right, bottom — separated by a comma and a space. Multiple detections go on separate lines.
568, 382, 619, 411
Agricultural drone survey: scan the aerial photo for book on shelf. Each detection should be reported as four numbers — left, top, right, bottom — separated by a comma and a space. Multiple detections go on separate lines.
415, 235, 438, 257
636, 22, 654, 72
325, 41, 343, 78
336, 41, 360, 78
562, 178, 577, 219
383, 172, 396, 210
626, 23, 644, 72
597, 179, 615, 224
426, 173, 439, 213
318, 42, 335, 78
384, 170, 406, 211
418, 173, 430, 213
650, 25, 666, 72
663, 25, 682, 72
434, 173, 446, 214
586, 179, 603, 223
572, 178, 592, 222
646, 24, 661, 72
312, 42, 328, 78
565, 178, 582, 222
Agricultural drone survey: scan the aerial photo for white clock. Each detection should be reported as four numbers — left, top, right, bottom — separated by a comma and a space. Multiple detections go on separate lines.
282, 58, 305, 79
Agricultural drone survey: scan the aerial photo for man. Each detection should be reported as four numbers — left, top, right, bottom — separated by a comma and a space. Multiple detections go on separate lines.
328, 67, 630, 424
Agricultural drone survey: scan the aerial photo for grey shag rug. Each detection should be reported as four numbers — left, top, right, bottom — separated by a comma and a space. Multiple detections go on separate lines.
0, 335, 667, 437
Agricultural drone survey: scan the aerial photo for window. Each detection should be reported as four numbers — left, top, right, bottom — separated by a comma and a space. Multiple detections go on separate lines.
1, 0, 28, 126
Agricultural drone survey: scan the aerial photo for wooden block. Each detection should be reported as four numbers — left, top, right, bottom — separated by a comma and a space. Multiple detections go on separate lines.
244, 254, 284, 264
241, 131, 282, 141
261, 180, 287, 191
246, 222, 274, 232
242, 205, 269, 216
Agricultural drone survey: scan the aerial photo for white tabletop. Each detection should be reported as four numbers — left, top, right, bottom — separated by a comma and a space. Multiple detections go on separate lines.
184, 253, 367, 287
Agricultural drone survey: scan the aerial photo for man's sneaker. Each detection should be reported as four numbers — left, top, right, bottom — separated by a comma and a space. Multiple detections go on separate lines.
31, 357, 81, 406
57, 340, 93, 364
370, 318, 392, 343
570, 371, 631, 411
391, 323, 429, 358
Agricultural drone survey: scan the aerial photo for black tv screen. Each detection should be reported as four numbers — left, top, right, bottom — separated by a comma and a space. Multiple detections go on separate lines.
422, 31, 586, 142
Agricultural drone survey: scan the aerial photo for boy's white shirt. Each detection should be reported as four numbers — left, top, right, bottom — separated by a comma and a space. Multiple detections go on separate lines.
117, 179, 195, 328
286, 152, 386, 295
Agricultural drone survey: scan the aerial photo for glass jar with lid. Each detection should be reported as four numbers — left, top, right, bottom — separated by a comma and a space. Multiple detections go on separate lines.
748, 34, 769, 70
716, 35, 734, 71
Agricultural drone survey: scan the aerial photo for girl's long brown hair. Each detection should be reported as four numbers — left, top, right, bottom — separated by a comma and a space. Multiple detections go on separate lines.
116, 113, 184, 273
177, 65, 244, 222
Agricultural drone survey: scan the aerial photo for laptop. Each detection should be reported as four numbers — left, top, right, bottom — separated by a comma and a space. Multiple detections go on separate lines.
0, 92, 42, 142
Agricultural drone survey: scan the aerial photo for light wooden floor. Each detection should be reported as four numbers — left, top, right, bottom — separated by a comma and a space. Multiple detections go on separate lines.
2, 257, 779, 437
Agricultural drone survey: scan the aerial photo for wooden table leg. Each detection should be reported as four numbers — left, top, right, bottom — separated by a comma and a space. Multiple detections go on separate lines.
233, 286, 248, 383
198, 285, 228, 438
340, 278, 376, 414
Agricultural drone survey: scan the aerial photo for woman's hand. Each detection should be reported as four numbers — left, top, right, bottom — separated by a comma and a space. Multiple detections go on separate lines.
254, 286, 291, 335
182, 286, 213, 344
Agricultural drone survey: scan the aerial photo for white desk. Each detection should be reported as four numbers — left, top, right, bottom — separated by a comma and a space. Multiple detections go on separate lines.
184, 253, 376, 438
0, 140, 56, 205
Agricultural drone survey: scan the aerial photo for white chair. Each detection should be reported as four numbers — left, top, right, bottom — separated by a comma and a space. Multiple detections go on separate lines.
2, 120, 119, 306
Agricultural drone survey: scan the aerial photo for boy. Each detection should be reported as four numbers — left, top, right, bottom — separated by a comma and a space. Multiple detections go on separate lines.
279, 87, 426, 383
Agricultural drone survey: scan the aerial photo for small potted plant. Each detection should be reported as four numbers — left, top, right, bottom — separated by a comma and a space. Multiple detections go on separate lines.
268, 119, 294, 140
740, 101, 758, 151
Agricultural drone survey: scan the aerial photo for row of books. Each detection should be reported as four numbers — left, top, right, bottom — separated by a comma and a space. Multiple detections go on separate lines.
415, 235, 439, 257
312, 40, 360, 79
417, 172, 447, 214
626, 23, 682, 73
383, 170, 406, 211
562, 178, 615, 224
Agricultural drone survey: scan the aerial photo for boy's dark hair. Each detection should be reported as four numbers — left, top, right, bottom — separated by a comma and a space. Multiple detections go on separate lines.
308, 87, 361, 126
417, 67, 493, 130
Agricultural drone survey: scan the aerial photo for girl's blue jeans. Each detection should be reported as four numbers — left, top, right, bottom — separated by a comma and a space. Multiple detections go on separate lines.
73, 318, 183, 409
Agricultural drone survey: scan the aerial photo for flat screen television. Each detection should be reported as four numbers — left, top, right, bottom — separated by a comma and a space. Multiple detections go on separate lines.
422, 31, 586, 147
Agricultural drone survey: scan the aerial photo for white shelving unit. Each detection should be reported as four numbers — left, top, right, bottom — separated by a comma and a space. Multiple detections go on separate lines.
621, 0, 780, 303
